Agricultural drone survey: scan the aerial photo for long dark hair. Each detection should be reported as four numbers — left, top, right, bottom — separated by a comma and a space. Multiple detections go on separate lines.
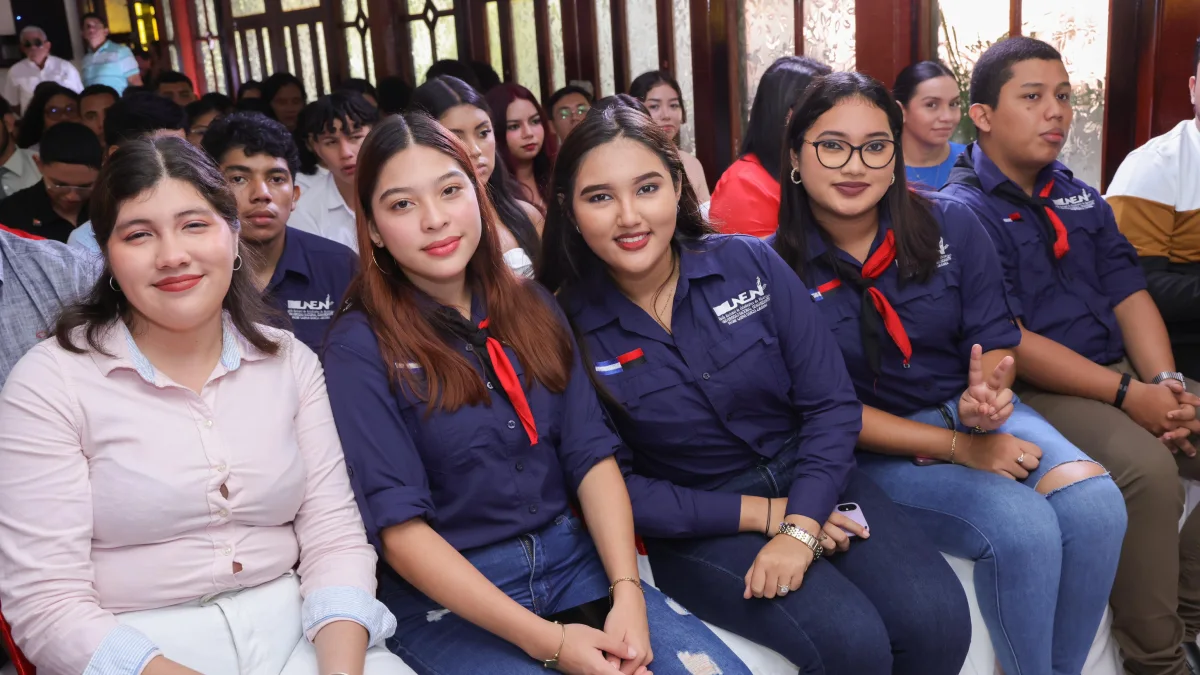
774, 72, 940, 286
18, 84, 79, 149
629, 70, 686, 143
54, 136, 280, 356
538, 105, 712, 296
893, 60, 956, 107
740, 56, 831, 179
337, 113, 571, 409
261, 72, 306, 122
411, 76, 541, 265
485, 83, 557, 205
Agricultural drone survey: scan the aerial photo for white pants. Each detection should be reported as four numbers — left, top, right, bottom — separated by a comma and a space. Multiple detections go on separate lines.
3, 573, 415, 675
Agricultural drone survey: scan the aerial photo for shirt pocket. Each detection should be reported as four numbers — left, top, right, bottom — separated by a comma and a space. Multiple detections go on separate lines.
888, 274, 962, 350
613, 364, 699, 445
1009, 225, 1056, 303
707, 321, 790, 401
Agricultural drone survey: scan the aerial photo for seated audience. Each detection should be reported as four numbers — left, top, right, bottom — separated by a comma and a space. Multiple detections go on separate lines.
894, 60, 965, 188
485, 83, 556, 213
2, 25, 82, 114
185, 97, 226, 147
68, 92, 188, 252
80, 13, 142, 94
541, 105, 972, 675
0, 224, 98, 387
412, 76, 541, 276
424, 59, 482, 90
941, 36, 1200, 675
262, 72, 307, 132
202, 112, 357, 352
17, 83, 80, 150
0, 135, 414, 675
710, 55, 830, 237
322, 111, 751, 675
630, 70, 710, 202
0, 99, 41, 201
290, 92, 376, 250
0, 122, 100, 242
1106, 39, 1200, 379
546, 85, 593, 142
774, 71, 1125, 675
338, 78, 379, 108
155, 70, 197, 106
79, 84, 119, 143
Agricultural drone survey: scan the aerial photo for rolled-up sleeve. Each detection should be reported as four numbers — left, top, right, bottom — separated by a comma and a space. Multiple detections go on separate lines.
940, 198, 1022, 357
1095, 199, 1149, 307
0, 344, 162, 675
760, 243, 862, 524
323, 316, 436, 547
287, 339, 396, 647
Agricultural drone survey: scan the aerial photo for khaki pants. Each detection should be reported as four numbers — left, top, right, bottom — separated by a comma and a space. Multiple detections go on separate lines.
1016, 360, 1200, 675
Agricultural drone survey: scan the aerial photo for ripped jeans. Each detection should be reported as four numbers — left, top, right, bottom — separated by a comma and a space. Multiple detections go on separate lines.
378, 511, 751, 675
856, 398, 1128, 675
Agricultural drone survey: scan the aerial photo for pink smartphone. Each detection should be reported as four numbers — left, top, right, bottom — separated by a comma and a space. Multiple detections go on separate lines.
912, 456, 945, 466
836, 502, 869, 537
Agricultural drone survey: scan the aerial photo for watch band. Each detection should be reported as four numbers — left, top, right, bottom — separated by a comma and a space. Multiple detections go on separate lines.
778, 522, 823, 560
1113, 372, 1132, 409
1152, 371, 1186, 387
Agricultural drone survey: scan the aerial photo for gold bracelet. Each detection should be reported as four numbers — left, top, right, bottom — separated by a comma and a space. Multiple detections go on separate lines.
608, 576, 643, 599
949, 430, 958, 464
764, 498, 773, 537
540, 621, 566, 669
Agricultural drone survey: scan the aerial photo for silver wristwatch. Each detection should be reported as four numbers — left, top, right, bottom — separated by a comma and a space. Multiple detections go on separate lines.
1152, 371, 1186, 388
778, 522, 823, 560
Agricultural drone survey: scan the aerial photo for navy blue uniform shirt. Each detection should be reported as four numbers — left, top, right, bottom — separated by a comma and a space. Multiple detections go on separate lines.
562, 235, 862, 538
792, 194, 1021, 416
264, 227, 358, 352
942, 143, 1146, 365
322, 290, 620, 552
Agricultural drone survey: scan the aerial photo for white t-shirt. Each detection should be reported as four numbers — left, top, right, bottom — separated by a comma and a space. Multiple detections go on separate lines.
2, 56, 83, 113
288, 170, 358, 250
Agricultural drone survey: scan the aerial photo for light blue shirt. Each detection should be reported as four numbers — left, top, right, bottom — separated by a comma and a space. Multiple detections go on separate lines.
68, 220, 100, 252
81, 40, 139, 95
906, 142, 966, 190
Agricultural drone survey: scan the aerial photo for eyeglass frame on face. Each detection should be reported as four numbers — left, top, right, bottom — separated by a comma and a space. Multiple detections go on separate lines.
45, 179, 94, 196
557, 104, 590, 120
44, 103, 79, 121
801, 138, 897, 170
21, 39, 45, 49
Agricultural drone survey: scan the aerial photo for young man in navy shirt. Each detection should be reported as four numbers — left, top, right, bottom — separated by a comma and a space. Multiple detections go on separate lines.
201, 112, 357, 353
942, 36, 1200, 675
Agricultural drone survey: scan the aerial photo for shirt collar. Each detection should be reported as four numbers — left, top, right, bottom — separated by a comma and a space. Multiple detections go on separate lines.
321, 173, 352, 214
971, 141, 1073, 196
93, 314, 268, 385
802, 209, 893, 265
267, 228, 311, 289
3, 148, 35, 177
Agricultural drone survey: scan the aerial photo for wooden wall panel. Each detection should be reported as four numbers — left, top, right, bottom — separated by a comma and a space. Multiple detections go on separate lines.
854, 0, 914, 86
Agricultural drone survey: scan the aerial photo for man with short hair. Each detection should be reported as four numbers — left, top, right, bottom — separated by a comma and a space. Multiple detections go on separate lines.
0, 122, 100, 242
80, 13, 142, 94
2, 25, 82, 113
67, 93, 186, 252
79, 84, 118, 143
155, 70, 197, 106
942, 35, 1200, 675
0, 97, 41, 201
546, 85, 593, 141
202, 112, 357, 351
1106, 37, 1200, 380
289, 92, 378, 249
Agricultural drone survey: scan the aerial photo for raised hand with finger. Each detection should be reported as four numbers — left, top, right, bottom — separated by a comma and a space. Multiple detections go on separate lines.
958, 344, 1016, 432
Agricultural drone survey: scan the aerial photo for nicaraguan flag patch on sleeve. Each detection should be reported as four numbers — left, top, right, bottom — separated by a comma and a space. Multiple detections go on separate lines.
595, 348, 647, 375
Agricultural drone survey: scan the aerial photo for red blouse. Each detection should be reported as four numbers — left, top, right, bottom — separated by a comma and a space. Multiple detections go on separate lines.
709, 154, 782, 238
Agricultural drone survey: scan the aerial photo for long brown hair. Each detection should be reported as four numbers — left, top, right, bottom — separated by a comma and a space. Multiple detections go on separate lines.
340, 112, 571, 410
55, 136, 279, 356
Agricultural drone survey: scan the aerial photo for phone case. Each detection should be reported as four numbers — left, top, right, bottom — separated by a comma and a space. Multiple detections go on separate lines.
835, 502, 869, 536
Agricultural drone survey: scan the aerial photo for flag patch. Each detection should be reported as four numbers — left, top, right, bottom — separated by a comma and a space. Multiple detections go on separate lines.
595, 348, 647, 375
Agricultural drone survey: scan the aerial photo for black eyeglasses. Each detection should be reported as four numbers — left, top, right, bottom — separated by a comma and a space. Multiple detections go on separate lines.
21, 39, 44, 48
803, 138, 897, 170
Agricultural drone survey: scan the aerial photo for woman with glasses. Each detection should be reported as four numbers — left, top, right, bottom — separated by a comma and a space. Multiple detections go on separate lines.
17, 82, 81, 150
541, 104, 973, 675
772, 72, 1127, 675
546, 85, 592, 144
629, 70, 710, 203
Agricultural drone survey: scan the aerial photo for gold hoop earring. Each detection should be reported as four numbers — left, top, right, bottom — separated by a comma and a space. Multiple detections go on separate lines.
232, 254, 243, 271
371, 247, 391, 275
108, 276, 121, 292
790, 168, 802, 185
890, 173, 896, 186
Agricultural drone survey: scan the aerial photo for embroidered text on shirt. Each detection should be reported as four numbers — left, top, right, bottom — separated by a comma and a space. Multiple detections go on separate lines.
1052, 191, 1095, 211
712, 277, 770, 326
287, 294, 335, 321
937, 237, 952, 268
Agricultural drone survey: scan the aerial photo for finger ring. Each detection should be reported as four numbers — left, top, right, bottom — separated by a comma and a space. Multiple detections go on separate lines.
1016, 452, 1025, 465
819, 533, 829, 542
778, 584, 789, 595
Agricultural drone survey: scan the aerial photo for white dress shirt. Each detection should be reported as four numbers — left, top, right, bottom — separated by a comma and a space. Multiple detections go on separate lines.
289, 171, 358, 250
0, 147, 42, 200
2, 56, 84, 113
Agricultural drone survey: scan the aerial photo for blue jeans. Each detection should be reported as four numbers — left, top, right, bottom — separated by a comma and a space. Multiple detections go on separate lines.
379, 512, 751, 675
643, 457, 972, 675
857, 398, 1127, 675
